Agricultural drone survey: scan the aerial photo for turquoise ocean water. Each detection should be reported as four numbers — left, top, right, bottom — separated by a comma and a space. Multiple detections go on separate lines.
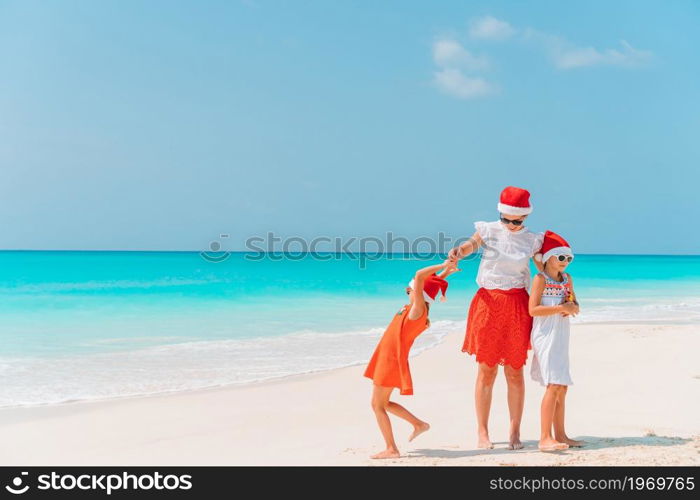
1, 251, 698, 407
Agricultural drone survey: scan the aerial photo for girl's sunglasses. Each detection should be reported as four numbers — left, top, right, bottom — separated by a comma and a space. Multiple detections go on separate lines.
500, 216, 525, 226
556, 255, 573, 262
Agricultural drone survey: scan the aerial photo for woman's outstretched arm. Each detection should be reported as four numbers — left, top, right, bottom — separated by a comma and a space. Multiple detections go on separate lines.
448, 231, 482, 262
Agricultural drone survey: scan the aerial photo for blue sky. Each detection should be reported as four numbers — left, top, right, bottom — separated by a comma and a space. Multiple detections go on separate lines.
0, 0, 698, 253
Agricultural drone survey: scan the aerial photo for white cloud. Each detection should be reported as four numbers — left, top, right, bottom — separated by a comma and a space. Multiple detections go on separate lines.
433, 68, 496, 99
523, 28, 653, 69
429, 16, 652, 100
468, 16, 516, 41
432, 38, 489, 70
554, 40, 652, 69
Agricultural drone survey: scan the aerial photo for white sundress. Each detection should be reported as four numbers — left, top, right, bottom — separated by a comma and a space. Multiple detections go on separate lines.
530, 271, 574, 387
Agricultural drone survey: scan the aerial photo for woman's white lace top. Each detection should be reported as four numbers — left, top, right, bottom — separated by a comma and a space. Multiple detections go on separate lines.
472, 220, 545, 290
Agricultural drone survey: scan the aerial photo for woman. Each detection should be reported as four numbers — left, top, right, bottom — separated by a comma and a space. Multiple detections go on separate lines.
448, 186, 544, 450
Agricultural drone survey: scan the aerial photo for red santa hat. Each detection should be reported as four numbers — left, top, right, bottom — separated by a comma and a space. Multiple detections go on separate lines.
497, 186, 533, 216
535, 230, 574, 263
407, 273, 449, 303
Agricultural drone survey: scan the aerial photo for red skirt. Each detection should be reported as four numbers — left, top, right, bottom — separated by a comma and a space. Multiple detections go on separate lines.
462, 287, 532, 369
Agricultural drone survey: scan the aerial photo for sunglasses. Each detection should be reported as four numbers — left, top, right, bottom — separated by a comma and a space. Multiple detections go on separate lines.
555, 255, 573, 262
500, 216, 525, 226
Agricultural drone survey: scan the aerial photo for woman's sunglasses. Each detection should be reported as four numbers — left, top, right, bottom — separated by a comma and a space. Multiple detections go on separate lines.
556, 255, 573, 262
500, 216, 525, 226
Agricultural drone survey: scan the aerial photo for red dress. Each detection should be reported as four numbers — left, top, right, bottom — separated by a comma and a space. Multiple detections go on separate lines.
364, 304, 429, 395
462, 287, 533, 369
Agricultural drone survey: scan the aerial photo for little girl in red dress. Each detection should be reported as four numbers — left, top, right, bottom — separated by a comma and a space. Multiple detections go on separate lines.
364, 259, 459, 459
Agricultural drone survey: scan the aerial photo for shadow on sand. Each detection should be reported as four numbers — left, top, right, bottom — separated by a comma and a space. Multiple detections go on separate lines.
409, 434, 692, 459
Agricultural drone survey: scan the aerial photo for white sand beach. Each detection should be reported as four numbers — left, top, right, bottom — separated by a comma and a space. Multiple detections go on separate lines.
0, 322, 697, 466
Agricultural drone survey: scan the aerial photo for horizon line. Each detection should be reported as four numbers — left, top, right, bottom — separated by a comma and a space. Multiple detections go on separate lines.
0, 250, 699, 257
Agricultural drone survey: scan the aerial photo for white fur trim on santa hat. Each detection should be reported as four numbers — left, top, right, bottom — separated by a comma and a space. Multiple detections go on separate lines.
541, 246, 574, 263
407, 278, 434, 303
497, 202, 532, 216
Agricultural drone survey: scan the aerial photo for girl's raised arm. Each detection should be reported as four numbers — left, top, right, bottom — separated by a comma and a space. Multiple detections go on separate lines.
436, 261, 461, 279
408, 260, 454, 321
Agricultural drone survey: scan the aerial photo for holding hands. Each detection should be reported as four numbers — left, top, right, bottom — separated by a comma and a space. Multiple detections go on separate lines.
438, 258, 461, 279
444, 258, 460, 273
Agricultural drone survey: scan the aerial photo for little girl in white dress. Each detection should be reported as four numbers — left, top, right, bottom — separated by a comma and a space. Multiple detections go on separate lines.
530, 270, 574, 387
529, 230, 584, 452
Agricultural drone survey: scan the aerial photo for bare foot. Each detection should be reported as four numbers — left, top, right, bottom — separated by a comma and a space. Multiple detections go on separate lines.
370, 448, 401, 459
508, 433, 524, 450
557, 437, 585, 448
477, 431, 494, 449
409, 422, 430, 442
538, 438, 569, 452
